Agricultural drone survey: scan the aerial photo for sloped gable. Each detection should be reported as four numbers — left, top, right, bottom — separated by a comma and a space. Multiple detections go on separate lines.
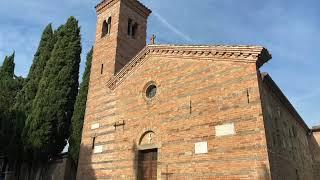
106, 44, 272, 90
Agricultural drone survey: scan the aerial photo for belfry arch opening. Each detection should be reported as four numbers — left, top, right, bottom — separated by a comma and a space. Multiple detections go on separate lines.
127, 18, 138, 38
101, 17, 111, 38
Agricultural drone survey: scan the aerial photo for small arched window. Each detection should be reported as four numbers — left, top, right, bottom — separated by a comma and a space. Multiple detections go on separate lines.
101, 17, 112, 38
127, 18, 138, 38
127, 19, 132, 36
107, 17, 111, 34
101, 20, 108, 37
132, 23, 138, 38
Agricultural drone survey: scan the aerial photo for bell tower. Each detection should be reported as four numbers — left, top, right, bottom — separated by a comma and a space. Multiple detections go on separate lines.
77, 2, 151, 178
92, 0, 151, 81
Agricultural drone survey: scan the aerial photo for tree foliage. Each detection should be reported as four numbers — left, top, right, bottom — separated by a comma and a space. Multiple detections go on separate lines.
69, 47, 93, 165
14, 25, 56, 160
15, 24, 55, 120
25, 17, 82, 160
0, 53, 15, 78
0, 53, 24, 160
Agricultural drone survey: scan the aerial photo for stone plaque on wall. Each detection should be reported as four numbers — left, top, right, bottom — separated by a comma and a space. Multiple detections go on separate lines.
93, 145, 103, 154
215, 123, 235, 137
195, 142, 208, 154
91, 123, 100, 130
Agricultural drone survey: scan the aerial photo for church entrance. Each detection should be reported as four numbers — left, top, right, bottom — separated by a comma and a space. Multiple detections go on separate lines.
138, 149, 158, 180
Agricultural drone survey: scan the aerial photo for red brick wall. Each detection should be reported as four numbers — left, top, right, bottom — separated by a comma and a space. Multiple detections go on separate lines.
78, 0, 274, 179
78, 52, 271, 179
90, 0, 149, 83
259, 74, 314, 180
77, 0, 150, 179
115, 1, 149, 73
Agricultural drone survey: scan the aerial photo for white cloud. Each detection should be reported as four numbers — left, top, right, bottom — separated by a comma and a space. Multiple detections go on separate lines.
152, 12, 193, 43
293, 88, 320, 104
143, 0, 193, 43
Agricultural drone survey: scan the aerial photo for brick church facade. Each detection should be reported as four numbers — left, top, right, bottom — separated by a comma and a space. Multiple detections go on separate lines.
77, 0, 320, 179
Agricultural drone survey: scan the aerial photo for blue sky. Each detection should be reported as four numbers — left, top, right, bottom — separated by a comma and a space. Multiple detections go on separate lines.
0, 0, 319, 127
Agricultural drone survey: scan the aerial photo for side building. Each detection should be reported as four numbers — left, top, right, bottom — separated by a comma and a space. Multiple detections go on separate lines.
310, 127, 320, 178
260, 73, 320, 179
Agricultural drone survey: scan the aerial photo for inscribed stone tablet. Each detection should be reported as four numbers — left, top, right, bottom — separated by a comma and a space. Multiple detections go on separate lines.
195, 142, 208, 154
215, 123, 235, 137
91, 123, 100, 130
93, 145, 103, 154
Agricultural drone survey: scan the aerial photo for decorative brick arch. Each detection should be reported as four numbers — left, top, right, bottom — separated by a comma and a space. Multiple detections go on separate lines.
139, 131, 156, 145
136, 126, 162, 150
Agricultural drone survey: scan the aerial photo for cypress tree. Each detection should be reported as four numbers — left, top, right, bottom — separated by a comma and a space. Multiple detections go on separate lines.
0, 53, 24, 159
0, 53, 15, 79
15, 24, 55, 123
0, 54, 15, 153
26, 17, 82, 160
15, 25, 56, 158
69, 47, 93, 165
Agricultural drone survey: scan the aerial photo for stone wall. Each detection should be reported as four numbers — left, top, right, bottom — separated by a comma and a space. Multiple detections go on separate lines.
310, 131, 320, 178
1, 155, 75, 180
260, 73, 314, 180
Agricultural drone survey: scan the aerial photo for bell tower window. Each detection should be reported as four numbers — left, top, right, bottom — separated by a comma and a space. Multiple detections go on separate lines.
128, 18, 138, 38
132, 23, 138, 38
128, 19, 132, 36
101, 17, 112, 38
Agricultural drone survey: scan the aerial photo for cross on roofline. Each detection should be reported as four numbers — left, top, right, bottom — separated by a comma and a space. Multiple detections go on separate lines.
150, 34, 156, 45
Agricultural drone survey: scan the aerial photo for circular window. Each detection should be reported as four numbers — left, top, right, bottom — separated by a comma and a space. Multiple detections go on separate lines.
146, 84, 157, 99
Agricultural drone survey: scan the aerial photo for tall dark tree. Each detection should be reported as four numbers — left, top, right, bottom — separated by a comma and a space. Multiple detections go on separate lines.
0, 53, 24, 160
25, 17, 82, 160
0, 53, 15, 154
69, 47, 93, 165
15, 25, 56, 159
15, 24, 55, 124
0, 53, 15, 78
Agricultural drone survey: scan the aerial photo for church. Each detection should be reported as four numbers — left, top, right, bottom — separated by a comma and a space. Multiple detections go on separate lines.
77, 0, 320, 179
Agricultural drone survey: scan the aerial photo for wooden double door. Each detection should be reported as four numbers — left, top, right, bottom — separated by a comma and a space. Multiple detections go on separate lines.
138, 149, 158, 180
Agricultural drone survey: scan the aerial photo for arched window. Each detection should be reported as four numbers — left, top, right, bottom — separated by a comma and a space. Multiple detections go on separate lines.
128, 19, 132, 36
107, 17, 111, 34
127, 18, 138, 38
132, 23, 138, 38
101, 17, 111, 38
101, 20, 108, 37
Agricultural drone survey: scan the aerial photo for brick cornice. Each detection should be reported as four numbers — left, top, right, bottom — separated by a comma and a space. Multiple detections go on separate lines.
106, 44, 272, 90
95, 0, 119, 14
95, 0, 151, 17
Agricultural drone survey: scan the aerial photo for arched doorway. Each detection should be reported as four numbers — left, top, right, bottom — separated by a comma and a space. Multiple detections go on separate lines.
138, 131, 158, 180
